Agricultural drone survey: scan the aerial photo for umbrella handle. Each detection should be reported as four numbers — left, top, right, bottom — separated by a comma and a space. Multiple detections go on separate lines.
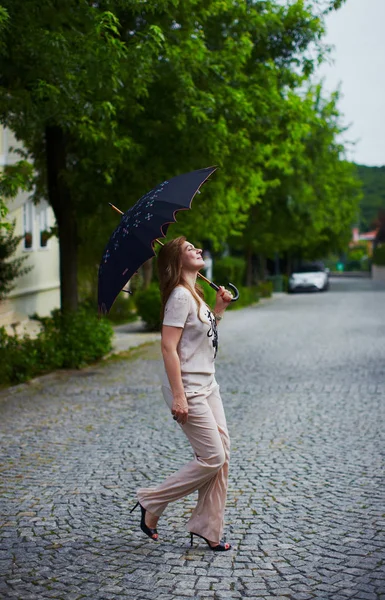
207, 281, 239, 303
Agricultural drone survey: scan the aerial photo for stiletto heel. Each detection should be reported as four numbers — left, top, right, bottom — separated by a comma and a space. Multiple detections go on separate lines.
131, 501, 158, 541
189, 531, 231, 552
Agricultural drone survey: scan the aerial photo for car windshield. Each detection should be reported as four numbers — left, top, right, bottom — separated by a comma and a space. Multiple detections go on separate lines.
295, 265, 324, 273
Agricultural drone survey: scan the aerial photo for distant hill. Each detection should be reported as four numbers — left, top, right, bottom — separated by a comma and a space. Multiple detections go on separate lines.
355, 164, 385, 232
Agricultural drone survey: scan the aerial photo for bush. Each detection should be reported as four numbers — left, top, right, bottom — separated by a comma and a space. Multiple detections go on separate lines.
372, 244, 385, 266
226, 286, 259, 310
107, 293, 137, 324
213, 256, 246, 289
135, 283, 162, 331
256, 280, 273, 298
0, 329, 41, 384
202, 281, 260, 311
0, 308, 113, 386
36, 308, 113, 368
345, 259, 362, 271
348, 246, 367, 263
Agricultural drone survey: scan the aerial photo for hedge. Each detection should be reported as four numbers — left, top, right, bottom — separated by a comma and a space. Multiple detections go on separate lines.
107, 293, 137, 324
135, 283, 162, 331
213, 256, 246, 288
0, 307, 113, 386
256, 280, 273, 298
372, 244, 385, 266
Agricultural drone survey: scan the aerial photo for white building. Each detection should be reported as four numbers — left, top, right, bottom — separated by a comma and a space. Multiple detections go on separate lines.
0, 127, 60, 333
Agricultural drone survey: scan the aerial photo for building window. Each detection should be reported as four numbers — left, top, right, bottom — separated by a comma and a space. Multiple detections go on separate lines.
23, 201, 33, 249
38, 202, 49, 248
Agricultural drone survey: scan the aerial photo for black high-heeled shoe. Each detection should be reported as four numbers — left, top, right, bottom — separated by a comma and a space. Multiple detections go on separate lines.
190, 532, 231, 551
130, 501, 158, 541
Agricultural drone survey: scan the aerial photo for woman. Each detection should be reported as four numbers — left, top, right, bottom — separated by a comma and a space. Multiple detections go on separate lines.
131, 236, 233, 551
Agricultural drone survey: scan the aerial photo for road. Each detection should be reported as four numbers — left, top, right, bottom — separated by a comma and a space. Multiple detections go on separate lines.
1, 278, 384, 600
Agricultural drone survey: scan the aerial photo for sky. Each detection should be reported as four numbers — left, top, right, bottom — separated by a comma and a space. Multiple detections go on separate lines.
315, 0, 385, 166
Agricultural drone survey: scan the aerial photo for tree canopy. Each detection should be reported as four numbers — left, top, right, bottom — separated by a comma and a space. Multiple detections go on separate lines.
355, 164, 385, 232
0, 0, 357, 310
235, 86, 361, 267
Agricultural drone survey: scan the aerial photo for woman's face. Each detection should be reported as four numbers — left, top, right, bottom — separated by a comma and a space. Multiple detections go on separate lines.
181, 240, 205, 272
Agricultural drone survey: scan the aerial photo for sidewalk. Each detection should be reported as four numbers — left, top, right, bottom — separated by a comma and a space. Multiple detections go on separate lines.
111, 319, 161, 353
111, 294, 284, 354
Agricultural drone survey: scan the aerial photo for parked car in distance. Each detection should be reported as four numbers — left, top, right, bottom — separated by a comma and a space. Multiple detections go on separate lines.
288, 263, 329, 293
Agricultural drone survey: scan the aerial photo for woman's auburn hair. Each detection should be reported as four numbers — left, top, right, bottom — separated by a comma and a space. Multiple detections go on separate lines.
157, 236, 205, 322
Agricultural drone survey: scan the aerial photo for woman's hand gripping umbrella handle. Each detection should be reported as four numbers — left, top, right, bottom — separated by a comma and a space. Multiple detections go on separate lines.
197, 274, 239, 303
109, 202, 240, 302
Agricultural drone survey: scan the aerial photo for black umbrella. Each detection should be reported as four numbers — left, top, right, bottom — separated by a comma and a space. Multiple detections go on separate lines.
98, 166, 239, 314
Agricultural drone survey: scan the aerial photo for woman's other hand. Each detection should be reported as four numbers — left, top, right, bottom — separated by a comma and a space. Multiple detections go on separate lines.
214, 286, 233, 314
171, 393, 189, 424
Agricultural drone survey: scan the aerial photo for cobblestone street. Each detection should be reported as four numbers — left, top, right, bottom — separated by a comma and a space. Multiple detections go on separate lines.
1, 278, 384, 600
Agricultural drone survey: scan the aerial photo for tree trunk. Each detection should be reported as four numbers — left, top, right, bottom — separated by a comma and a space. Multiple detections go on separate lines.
142, 258, 153, 289
246, 246, 253, 287
257, 254, 267, 280
46, 126, 78, 313
286, 252, 292, 276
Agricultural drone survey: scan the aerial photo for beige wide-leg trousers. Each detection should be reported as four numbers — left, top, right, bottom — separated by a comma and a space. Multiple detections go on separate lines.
137, 381, 230, 543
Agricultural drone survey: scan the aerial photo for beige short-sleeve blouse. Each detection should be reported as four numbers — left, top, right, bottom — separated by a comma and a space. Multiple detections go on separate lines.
162, 285, 218, 392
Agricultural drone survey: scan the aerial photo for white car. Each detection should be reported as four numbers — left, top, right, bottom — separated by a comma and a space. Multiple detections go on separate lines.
288, 264, 329, 293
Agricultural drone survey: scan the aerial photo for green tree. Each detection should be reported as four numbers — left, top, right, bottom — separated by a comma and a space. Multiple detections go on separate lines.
0, 222, 32, 300
355, 165, 385, 232
0, 1, 158, 311
231, 86, 361, 279
78, 0, 335, 293
0, 0, 348, 311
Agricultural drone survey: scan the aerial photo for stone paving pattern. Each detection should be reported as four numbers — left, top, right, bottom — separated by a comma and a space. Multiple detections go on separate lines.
1, 278, 385, 600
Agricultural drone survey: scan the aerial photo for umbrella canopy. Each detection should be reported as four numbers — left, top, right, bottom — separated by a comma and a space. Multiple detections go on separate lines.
98, 166, 217, 314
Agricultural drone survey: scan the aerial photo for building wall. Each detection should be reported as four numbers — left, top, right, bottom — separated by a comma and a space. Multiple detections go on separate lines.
1, 127, 60, 322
